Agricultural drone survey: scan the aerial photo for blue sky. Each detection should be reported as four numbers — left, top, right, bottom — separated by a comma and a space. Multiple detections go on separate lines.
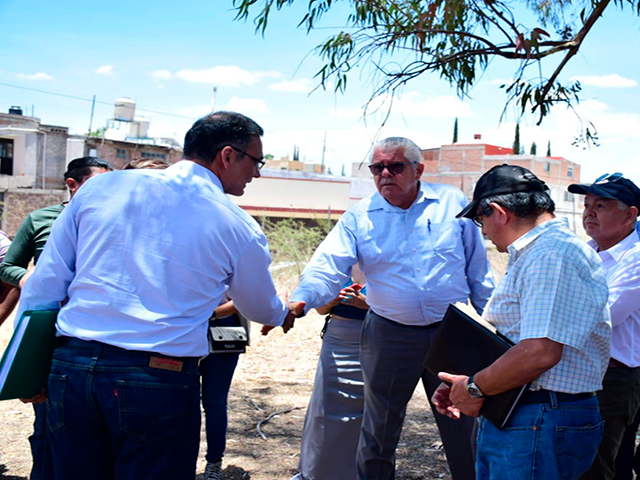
2, 0, 640, 183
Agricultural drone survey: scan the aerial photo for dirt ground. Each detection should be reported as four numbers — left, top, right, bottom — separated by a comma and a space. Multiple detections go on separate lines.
0, 310, 452, 480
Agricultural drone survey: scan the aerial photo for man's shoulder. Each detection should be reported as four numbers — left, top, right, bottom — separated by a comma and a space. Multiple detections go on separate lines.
29, 203, 66, 221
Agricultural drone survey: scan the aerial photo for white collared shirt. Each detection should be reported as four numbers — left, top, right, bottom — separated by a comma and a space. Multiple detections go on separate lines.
589, 231, 640, 367
16, 161, 288, 357
291, 182, 494, 325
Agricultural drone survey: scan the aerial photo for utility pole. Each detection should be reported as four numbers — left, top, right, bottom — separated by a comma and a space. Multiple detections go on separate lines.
211, 87, 218, 112
88, 95, 96, 134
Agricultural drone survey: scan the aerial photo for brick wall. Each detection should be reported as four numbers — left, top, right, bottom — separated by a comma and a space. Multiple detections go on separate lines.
1, 189, 67, 237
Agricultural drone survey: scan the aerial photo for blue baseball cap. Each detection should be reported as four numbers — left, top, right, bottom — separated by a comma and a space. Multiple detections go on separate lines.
568, 173, 640, 212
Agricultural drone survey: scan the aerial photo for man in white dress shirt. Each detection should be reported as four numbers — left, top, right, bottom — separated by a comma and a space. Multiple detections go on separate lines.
568, 174, 640, 480
15, 111, 303, 480
290, 137, 494, 479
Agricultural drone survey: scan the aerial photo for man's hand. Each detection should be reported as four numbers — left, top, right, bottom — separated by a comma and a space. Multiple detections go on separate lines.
431, 382, 461, 420
338, 286, 368, 309
20, 388, 47, 404
437, 372, 484, 418
261, 301, 306, 336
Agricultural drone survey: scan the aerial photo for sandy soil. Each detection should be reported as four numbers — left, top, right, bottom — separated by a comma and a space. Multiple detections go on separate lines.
0, 311, 452, 480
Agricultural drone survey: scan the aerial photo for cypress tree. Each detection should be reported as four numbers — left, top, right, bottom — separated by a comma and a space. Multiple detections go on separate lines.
513, 123, 521, 155
546, 140, 551, 157
530, 142, 537, 155
453, 118, 459, 143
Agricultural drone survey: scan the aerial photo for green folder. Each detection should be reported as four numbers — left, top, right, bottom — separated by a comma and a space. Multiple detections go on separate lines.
0, 309, 58, 401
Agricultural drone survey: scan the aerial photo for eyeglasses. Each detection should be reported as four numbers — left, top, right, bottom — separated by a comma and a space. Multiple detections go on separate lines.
595, 172, 623, 183
472, 206, 493, 228
229, 146, 266, 170
368, 161, 415, 176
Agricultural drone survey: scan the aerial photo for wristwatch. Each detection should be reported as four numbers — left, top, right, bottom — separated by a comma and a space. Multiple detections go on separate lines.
467, 375, 486, 399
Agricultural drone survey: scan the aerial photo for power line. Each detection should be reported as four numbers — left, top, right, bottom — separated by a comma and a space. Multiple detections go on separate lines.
0, 81, 197, 121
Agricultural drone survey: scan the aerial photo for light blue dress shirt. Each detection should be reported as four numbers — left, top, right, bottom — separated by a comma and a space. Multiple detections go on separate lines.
485, 219, 611, 393
291, 182, 494, 325
15, 161, 288, 357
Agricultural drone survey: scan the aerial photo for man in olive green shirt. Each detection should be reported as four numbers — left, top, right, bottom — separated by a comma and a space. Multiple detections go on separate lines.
0, 156, 111, 480
0, 157, 112, 288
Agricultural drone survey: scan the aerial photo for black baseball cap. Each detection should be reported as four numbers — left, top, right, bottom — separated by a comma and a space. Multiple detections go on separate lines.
457, 164, 549, 219
568, 173, 640, 211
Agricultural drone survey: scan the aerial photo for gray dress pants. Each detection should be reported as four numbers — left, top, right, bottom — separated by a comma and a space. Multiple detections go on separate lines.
357, 310, 476, 480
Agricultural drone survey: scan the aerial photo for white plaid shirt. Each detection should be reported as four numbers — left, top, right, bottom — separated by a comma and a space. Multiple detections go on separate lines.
484, 219, 611, 393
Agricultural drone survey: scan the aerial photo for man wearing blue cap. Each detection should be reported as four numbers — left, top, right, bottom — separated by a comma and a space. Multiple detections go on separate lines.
568, 173, 640, 480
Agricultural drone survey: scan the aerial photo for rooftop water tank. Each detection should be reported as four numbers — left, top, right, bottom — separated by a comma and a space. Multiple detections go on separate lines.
114, 98, 135, 122
130, 117, 150, 138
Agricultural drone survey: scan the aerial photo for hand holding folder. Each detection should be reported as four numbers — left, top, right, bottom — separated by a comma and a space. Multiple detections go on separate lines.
424, 303, 530, 429
0, 310, 58, 401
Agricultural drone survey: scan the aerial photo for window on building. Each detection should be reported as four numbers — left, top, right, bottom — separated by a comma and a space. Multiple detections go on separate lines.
141, 152, 166, 160
564, 191, 574, 202
544, 162, 551, 172
567, 166, 574, 178
116, 148, 127, 159
0, 138, 14, 175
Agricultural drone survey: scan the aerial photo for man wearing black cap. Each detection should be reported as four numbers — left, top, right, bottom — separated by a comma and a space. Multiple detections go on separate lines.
432, 164, 611, 480
567, 173, 640, 480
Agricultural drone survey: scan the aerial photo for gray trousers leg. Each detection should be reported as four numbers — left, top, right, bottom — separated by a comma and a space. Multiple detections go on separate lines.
356, 311, 476, 480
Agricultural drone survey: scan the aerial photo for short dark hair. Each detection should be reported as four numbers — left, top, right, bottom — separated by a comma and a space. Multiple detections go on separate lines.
64, 157, 112, 182
183, 111, 263, 165
477, 191, 555, 219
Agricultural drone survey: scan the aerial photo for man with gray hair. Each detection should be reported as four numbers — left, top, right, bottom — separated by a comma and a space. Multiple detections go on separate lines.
289, 137, 494, 479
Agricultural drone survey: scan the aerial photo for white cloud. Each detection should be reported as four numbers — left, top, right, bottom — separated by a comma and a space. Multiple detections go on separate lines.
382, 92, 473, 119
268, 78, 314, 93
17, 72, 53, 81
95, 65, 115, 75
175, 66, 282, 88
150, 69, 173, 80
226, 96, 270, 114
571, 74, 638, 88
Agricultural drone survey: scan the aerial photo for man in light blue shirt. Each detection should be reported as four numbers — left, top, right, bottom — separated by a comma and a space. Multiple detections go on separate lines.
290, 137, 494, 480
16, 111, 303, 480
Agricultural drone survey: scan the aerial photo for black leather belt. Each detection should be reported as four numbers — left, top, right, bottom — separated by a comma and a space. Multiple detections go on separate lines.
519, 389, 596, 406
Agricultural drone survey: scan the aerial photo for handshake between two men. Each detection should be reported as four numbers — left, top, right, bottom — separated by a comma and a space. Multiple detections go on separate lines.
262, 301, 306, 336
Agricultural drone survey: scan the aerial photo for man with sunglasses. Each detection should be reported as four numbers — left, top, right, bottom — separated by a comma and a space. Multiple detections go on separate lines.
567, 173, 640, 480
14, 111, 302, 479
432, 164, 610, 480
290, 137, 494, 479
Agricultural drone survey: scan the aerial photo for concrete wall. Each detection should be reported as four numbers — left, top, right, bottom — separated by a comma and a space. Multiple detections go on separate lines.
2, 189, 67, 237
84, 138, 182, 170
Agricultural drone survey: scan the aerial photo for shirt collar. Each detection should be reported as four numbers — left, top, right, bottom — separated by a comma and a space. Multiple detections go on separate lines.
507, 218, 564, 257
588, 230, 638, 263
367, 182, 436, 212
168, 160, 224, 191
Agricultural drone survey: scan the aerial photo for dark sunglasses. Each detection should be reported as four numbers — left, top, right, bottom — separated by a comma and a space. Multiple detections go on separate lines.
229, 146, 266, 170
595, 172, 623, 183
368, 161, 415, 176
473, 206, 493, 228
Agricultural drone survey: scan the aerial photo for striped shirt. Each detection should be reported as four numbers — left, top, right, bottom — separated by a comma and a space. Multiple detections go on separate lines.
485, 219, 611, 393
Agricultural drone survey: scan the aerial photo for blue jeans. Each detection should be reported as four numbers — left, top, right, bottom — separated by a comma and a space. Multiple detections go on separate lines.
46, 338, 201, 480
200, 314, 241, 463
29, 402, 51, 480
477, 395, 604, 480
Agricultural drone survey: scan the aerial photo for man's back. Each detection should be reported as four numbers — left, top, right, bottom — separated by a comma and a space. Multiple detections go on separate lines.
21, 160, 284, 357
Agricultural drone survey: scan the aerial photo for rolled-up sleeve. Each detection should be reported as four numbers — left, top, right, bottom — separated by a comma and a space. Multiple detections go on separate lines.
15, 202, 78, 321
290, 212, 359, 312
227, 233, 288, 327
0, 215, 36, 287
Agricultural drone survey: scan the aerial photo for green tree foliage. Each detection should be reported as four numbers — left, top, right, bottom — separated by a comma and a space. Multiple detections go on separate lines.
233, 0, 623, 144
530, 141, 537, 155
546, 140, 552, 157
88, 126, 107, 138
513, 123, 521, 155
453, 117, 458, 143
263, 217, 330, 291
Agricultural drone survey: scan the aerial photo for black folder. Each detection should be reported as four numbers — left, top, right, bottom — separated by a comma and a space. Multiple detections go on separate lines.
424, 303, 529, 429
